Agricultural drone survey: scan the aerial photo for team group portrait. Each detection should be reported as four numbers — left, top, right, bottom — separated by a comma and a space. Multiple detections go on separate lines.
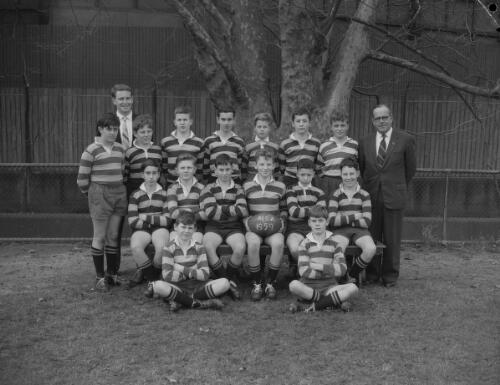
1, 1, 499, 385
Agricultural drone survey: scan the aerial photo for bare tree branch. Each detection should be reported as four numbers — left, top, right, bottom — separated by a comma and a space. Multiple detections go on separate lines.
367, 50, 500, 98
199, 0, 232, 40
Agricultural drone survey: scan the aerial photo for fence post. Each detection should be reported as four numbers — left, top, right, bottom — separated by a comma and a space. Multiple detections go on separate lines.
442, 169, 450, 243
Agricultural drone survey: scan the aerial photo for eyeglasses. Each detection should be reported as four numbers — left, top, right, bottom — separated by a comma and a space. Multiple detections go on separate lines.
373, 116, 391, 122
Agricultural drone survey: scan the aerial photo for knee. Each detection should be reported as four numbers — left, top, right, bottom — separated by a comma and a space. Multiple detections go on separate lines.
366, 244, 377, 259
289, 280, 301, 294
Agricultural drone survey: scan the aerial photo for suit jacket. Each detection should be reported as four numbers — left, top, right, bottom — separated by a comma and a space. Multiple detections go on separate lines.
359, 128, 416, 210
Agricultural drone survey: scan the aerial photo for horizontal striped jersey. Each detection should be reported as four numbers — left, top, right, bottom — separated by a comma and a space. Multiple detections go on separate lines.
166, 178, 206, 220
77, 139, 125, 194
128, 183, 169, 231
200, 181, 248, 222
328, 183, 372, 229
243, 177, 287, 217
286, 184, 327, 223
161, 238, 210, 283
317, 137, 358, 178
124, 141, 162, 187
279, 133, 321, 179
298, 231, 347, 280
202, 132, 245, 181
243, 139, 283, 180
160, 131, 204, 185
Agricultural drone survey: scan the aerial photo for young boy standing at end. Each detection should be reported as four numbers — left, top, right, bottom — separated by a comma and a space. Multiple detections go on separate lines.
200, 154, 249, 300
289, 205, 358, 312
124, 114, 162, 198
127, 159, 170, 287
77, 112, 127, 291
144, 211, 229, 311
161, 106, 204, 188
244, 149, 288, 300
202, 108, 245, 185
317, 113, 358, 197
328, 157, 376, 285
242, 112, 282, 181
285, 158, 327, 279
279, 107, 321, 186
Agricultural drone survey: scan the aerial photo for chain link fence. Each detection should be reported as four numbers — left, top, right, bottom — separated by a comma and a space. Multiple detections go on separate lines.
1, 164, 499, 241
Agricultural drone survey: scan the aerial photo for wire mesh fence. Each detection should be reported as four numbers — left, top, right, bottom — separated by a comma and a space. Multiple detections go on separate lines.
1, 164, 499, 240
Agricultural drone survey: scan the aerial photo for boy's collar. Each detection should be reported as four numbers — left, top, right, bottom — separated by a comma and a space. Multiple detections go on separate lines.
132, 139, 153, 149
255, 136, 270, 143
174, 236, 197, 249
216, 179, 234, 189
177, 176, 198, 186
306, 230, 333, 243
340, 183, 360, 194
290, 132, 312, 141
328, 135, 351, 143
94, 137, 115, 147
215, 130, 235, 138
298, 182, 312, 189
140, 182, 163, 193
253, 174, 274, 185
172, 130, 194, 139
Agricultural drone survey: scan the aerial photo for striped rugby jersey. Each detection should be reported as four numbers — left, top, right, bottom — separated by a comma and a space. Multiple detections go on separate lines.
317, 137, 358, 178
286, 184, 327, 223
279, 133, 321, 179
166, 178, 206, 221
298, 231, 346, 280
124, 141, 162, 187
160, 131, 204, 185
161, 238, 210, 283
328, 183, 372, 229
243, 139, 283, 181
200, 180, 249, 222
77, 139, 125, 194
243, 176, 287, 217
202, 132, 245, 182
128, 183, 169, 231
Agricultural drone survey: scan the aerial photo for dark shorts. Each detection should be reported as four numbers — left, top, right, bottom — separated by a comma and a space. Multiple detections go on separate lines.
286, 221, 310, 238
332, 227, 371, 243
300, 277, 338, 293
205, 221, 244, 242
132, 226, 168, 236
168, 279, 210, 294
88, 183, 127, 220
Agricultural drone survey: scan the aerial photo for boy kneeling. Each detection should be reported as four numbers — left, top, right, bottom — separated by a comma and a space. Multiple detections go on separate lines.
289, 205, 358, 312
144, 211, 229, 311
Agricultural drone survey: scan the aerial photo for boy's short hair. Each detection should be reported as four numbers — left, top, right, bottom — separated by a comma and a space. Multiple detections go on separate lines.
339, 157, 359, 172
95, 113, 120, 136
297, 158, 315, 171
216, 107, 236, 117
141, 159, 160, 172
176, 210, 196, 226
254, 112, 275, 127
214, 154, 233, 167
291, 106, 311, 121
111, 84, 132, 97
254, 148, 275, 162
309, 204, 328, 219
133, 114, 153, 132
174, 105, 192, 118
176, 152, 197, 167
330, 112, 349, 124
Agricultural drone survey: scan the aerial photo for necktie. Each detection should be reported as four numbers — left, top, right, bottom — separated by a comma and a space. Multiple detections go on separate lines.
121, 116, 129, 148
377, 134, 386, 168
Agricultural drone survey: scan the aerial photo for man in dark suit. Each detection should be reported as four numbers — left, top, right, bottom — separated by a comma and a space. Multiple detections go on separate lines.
358, 104, 416, 287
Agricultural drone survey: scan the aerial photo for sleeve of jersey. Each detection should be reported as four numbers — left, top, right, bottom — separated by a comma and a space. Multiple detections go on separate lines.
196, 146, 204, 180
162, 248, 185, 282
190, 245, 210, 281
127, 193, 144, 230
286, 189, 301, 218
278, 146, 286, 176
202, 142, 211, 182
166, 185, 180, 220
316, 150, 325, 178
297, 243, 321, 279
200, 186, 221, 220
160, 140, 169, 175
229, 186, 249, 218
327, 196, 338, 228
332, 246, 347, 278
317, 190, 327, 208
354, 193, 372, 229
76, 150, 93, 195
145, 194, 169, 228
279, 186, 288, 219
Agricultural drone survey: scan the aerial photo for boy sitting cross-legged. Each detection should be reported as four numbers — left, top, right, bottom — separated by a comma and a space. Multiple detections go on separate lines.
127, 159, 169, 288
289, 205, 358, 312
328, 157, 376, 285
244, 148, 288, 300
200, 154, 249, 300
144, 211, 229, 311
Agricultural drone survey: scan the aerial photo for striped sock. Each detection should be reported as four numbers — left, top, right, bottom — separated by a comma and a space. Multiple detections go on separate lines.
211, 259, 226, 278
316, 290, 342, 310
226, 260, 240, 282
349, 256, 369, 279
247, 265, 261, 284
193, 282, 217, 300
91, 247, 104, 277
311, 289, 321, 302
165, 286, 193, 308
104, 245, 119, 275
266, 264, 280, 284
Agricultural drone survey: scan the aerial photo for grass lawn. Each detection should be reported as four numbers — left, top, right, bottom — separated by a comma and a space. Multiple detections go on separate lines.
0, 242, 498, 385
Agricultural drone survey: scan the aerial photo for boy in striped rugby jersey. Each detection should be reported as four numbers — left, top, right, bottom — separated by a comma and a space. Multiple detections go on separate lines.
243, 149, 288, 300
124, 114, 162, 198
317, 113, 358, 198
289, 205, 358, 312
144, 211, 228, 311
279, 107, 321, 186
160, 106, 204, 187
242, 112, 282, 181
328, 157, 376, 285
202, 108, 245, 184
200, 154, 249, 300
127, 160, 170, 288
77, 113, 127, 291
285, 158, 327, 280
167, 153, 207, 244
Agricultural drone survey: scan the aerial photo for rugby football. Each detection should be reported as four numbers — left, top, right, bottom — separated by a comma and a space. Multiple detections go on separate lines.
247, 213, 282, 237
